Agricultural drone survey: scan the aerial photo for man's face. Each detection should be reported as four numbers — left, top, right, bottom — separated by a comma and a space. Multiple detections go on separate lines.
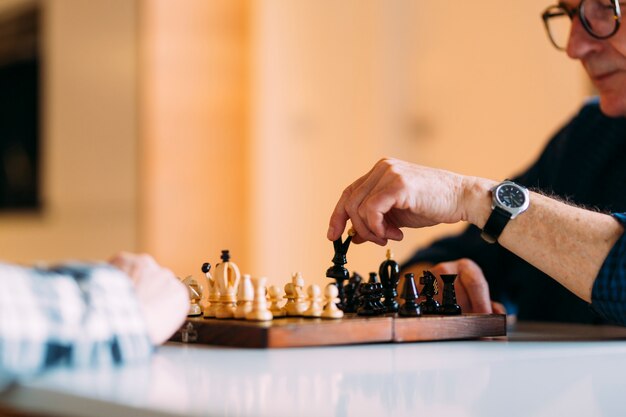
564, 0, 626, 117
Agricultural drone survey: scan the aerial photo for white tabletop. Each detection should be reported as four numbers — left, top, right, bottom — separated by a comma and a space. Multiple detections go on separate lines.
3, 322, 626, 417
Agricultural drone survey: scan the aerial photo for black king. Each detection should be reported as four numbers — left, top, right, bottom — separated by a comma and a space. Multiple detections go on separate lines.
326, 228, 355, 310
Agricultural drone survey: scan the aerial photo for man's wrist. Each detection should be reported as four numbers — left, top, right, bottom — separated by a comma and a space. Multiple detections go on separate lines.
460, 176, 496, 228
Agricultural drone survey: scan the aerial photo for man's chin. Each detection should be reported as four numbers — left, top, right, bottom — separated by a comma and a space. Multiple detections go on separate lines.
598, 95, 626, 118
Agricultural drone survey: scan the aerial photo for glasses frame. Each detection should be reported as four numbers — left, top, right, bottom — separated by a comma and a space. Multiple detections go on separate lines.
542, 0, 622, 50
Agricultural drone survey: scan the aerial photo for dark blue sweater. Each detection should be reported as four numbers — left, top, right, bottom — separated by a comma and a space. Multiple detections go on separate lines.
403, 99, 626, 323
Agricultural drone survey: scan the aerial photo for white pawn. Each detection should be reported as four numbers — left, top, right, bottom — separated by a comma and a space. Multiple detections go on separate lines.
246, 277, 273, 321
283, 282, 298, 316
321, 284, 344, 319
292, 272, 308, 315
234, 274, 254, 319
303, 284, 323, 317
268, 285, 286, 317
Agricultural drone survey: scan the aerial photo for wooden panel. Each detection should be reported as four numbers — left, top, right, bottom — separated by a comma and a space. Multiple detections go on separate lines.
392, 314, 506, 342
171, 314, 506, 348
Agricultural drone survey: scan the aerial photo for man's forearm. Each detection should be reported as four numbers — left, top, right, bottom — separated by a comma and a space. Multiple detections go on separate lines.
463, 177, 624, 302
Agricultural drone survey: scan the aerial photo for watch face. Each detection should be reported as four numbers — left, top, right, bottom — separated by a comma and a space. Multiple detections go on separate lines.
497, 184, 526, 208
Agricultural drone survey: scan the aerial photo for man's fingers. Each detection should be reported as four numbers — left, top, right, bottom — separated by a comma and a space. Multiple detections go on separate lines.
455, 260, 492, 313
430, 259, 492, 313
327, 173, 371, 241
338, 165, 393, 245
328, 160, 399, 244
491, 301, 507, 315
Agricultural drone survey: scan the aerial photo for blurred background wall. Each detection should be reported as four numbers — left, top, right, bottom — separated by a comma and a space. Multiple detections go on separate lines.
0, 0, 585, 287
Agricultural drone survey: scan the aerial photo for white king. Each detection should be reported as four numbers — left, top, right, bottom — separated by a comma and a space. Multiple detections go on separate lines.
214, 250, 241, 319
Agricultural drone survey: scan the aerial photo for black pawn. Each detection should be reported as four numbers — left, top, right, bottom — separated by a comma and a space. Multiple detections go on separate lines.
343, 272, 363, 313
419, 270, 440, 314
356, 274, 386, 316
440, 274, 462, 315
379, 249, 400, 313
398, 273, 421, 317
367, 272, 385, 312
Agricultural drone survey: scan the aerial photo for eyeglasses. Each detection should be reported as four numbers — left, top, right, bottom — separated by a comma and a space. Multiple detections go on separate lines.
542, 0, 622, 50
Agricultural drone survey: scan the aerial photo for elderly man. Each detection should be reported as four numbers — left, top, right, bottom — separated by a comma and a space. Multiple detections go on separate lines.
328, 0, 626, 325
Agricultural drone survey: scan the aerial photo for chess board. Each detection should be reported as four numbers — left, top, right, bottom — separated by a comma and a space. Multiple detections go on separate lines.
170, 313, 506, 348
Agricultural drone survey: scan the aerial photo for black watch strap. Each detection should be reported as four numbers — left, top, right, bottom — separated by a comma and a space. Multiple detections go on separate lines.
480, 206, 512, 244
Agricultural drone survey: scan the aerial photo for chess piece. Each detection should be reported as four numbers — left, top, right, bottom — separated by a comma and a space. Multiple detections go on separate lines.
368, 272, 386, 312
303, 284, 323, 317
321, 284, 344, 319
268, 285, 286, 317
379, 249, 400, 313
182, 275, 204, 316
325, 228, 355, 310
356, 274, 386, 316
398, 273, 421, 317
283, 282, 299, 316
245, 276, 273, 321
292, 272, 308, 315
214, 250, 241, 319
202, 262, 219, 318
440, 274, 462, 315
234, 274, 254, 319
419, 270, 440, 314
181, 322, 198, 343
343, 271, 363, 313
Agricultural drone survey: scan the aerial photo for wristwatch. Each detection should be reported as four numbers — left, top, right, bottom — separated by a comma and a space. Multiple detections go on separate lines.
480, 180, 530, 244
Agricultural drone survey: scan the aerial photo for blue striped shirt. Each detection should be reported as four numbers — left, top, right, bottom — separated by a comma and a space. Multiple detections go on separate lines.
591, 213, 626, 325
0, 263, 152, 388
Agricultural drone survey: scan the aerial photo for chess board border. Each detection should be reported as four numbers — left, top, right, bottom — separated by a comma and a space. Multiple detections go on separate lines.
171, 313, 506, 348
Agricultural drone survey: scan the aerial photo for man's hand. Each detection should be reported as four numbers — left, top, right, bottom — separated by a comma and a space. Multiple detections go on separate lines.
327, 158, 490, 245
109, 252, 189, 345
402, 259, 506, 314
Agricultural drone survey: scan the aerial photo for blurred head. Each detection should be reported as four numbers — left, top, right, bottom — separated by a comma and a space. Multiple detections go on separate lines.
543, 0, 626, 117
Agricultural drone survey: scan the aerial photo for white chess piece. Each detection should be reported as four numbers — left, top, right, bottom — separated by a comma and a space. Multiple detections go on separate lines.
182, 275, 203, 316
283, 282, 298, 316
292, 272, 308, 315
202, 263, 219, 318
303, 284, 323, 317
234, 274, 254, 319
204, 276, 219, 318
268, 285, 286, 317
246, 277, 273, 321
214, 250, 241, 319
321, 284, 344, 319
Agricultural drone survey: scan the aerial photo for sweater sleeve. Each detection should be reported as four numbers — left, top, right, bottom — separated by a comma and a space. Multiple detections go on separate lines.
0, 262, 153, 385
590, 213, 626, 325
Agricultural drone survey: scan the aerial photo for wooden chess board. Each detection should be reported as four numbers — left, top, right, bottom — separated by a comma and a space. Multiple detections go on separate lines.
170, 313, 506, 348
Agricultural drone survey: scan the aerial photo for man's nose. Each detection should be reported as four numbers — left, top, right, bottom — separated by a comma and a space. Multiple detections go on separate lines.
566, 16, 602, 59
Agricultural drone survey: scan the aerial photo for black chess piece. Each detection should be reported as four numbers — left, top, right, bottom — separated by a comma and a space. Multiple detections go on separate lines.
343, 271, 363, 313
440, 274, 462, 315
368, 272, 385, 312
398, 273, 421, 317
326, 229, 355, 310
356, 275, 386, 316
379, 249, 400, 313
201, 262, 212, 275
419, 270, 440, 314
